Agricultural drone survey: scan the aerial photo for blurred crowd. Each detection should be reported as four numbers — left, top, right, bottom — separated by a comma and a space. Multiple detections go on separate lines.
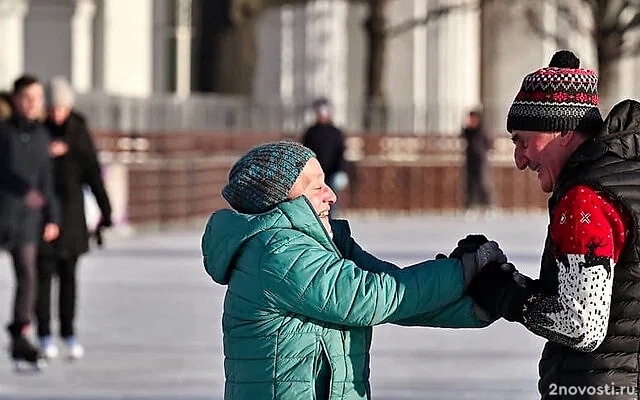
0, 74, 112, 369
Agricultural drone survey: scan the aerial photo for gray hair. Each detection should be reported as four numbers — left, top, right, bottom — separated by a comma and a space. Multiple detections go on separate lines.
45, 76, 75, 107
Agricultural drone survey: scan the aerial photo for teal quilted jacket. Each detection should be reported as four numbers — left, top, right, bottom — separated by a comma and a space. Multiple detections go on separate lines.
202, 196, 488, 400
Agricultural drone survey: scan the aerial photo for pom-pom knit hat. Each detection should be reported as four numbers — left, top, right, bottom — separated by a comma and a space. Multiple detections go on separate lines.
506, 50, 603, 134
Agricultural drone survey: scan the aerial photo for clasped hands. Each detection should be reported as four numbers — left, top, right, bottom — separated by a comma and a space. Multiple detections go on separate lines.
440, 234, 530, 323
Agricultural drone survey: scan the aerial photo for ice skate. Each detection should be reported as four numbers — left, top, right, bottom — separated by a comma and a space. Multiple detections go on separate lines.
10, 335, 46, 372
7, 323, 45, 372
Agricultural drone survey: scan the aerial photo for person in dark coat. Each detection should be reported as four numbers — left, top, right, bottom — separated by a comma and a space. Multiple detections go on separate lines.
0, 75, 60, 367
301, 98, 347, 216
36, 76, 112, 360
0, 95, 46, 214
0, 91, 45, 209
461, 109, 493, 213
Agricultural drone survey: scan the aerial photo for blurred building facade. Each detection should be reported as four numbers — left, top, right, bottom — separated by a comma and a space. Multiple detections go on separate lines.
0, 0, 172, 96
5, 0, 629, 223
1, 0, 639, 134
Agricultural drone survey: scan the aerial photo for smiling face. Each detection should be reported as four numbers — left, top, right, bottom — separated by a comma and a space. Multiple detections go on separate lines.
511, 129, 584, 193
288, 157, 337, 234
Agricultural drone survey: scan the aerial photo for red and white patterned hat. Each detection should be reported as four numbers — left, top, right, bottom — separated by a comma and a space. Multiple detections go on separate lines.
507, 50, 603, 134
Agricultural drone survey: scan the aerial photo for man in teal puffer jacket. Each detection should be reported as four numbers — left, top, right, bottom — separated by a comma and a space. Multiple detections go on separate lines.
201, 141, 507, 400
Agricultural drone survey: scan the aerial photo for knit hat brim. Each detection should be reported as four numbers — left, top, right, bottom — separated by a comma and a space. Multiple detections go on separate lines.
507, 103, 603, 134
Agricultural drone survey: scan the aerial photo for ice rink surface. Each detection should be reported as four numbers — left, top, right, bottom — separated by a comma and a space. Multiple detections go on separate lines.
0, 212, 550, 400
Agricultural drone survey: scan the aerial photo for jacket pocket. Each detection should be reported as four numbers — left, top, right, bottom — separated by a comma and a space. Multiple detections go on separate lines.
314, 338, 332, 400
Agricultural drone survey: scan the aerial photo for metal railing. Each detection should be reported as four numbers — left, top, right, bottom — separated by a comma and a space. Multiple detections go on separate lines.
74, 92, 485, 135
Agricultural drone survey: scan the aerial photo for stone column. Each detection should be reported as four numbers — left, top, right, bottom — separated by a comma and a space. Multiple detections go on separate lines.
304, 1, 349, 126
174, 0, 192, 98
412, 0, 428, 133
426, 0, 480, 135
72, 0, 96, 93
280, 5, 295, 131
254, 6, 288, 130
0, 0, 28, 90
387, 0, 420, 133
102, 0, 153, 97
481, 1, 551, 134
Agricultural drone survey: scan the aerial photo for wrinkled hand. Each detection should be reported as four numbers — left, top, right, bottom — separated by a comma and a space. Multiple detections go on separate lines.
42, 223, 59, 242
24, 189, 44, 209
467, 262, 530, 322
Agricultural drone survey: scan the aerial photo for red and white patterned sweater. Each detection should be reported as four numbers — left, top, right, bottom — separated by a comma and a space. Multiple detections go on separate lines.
522, 185, 628, 351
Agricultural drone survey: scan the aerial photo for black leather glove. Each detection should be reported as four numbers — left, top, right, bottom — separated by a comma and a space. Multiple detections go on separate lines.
93, 215, 112, 248
94, 228, 104, 247
449, 234, 489, 259
467, 262, 529, 322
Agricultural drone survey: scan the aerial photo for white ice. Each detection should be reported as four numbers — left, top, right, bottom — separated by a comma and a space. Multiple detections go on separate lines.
0, 212, 548, 399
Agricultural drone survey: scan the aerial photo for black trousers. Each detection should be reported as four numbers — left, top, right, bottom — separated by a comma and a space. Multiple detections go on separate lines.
9, 244, 38, 329
35, 255, 79, 338
464, 155, 492, 209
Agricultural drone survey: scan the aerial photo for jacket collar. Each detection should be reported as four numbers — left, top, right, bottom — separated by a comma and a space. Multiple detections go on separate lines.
276, 196, 339, 254
203, 196, 342, 285
557, 100, 640, 187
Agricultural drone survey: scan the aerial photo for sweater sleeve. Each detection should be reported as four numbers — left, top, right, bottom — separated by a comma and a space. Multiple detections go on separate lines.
259, 230, 467, 327
521, 185, 627, 352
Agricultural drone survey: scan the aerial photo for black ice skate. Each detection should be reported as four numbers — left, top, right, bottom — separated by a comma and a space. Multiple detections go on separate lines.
6, 324, 45, 372
10, 335, 45, 372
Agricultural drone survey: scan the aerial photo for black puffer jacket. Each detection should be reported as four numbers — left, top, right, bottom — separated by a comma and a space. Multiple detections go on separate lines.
0, 114, 59, 246
538, 100, 640, 399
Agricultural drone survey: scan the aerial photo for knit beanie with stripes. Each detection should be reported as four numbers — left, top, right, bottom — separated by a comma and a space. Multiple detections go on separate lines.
507, 50, 603, 135
222, 141, 315, 214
